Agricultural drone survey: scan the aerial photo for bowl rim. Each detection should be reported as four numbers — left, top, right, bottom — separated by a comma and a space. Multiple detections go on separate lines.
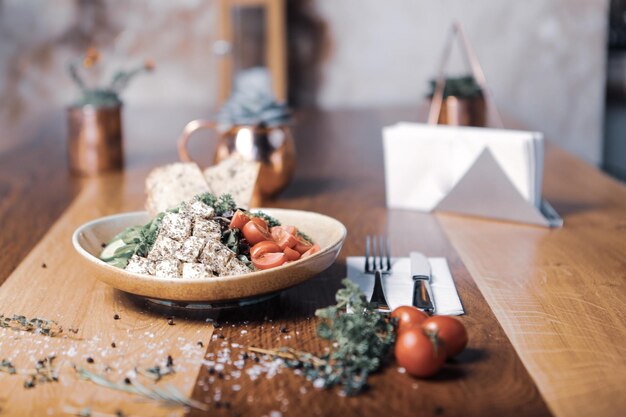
71, 209, 347, 285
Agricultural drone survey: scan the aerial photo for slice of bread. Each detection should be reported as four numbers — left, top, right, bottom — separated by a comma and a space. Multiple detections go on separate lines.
203, 158, 260, 210
145, 163, 210, 216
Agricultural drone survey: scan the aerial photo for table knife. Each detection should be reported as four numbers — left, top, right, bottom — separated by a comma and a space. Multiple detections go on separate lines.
410, 251, 435, 314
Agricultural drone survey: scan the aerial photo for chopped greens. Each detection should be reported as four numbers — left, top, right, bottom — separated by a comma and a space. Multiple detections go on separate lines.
279, 279, 395, 395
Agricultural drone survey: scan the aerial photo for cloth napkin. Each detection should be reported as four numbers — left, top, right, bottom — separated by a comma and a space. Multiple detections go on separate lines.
346, 256, 464, 315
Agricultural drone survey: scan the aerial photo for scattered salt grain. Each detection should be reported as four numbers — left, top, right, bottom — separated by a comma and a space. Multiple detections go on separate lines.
397, 367, 406, 374
232, 384, 241, 391
270, 411, 282, 417
312, 378, 325, 389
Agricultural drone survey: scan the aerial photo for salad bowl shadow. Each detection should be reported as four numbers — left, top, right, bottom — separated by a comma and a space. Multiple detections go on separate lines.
72, 209, 347, 304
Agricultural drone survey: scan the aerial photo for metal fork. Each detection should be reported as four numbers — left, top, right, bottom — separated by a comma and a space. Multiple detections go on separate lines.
365, 235, 392, 312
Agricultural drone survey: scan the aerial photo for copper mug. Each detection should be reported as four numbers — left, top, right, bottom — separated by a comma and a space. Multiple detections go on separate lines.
177, 120, 296, 201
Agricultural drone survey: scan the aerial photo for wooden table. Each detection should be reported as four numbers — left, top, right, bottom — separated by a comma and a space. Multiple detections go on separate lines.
0, 106, 624, 417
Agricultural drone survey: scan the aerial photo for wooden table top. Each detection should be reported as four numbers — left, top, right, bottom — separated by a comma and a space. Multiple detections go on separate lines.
0, 106, 624, 417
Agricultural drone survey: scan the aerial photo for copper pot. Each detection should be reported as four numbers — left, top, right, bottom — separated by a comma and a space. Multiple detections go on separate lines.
177, 121, 296, 202
67, 105, 124, 176
428, 95, 486, 127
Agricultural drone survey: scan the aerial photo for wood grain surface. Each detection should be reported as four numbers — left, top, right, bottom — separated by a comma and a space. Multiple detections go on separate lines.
0, 105, 623, 417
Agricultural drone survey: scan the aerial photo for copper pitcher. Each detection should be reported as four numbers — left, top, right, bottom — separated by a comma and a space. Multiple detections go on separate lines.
177, 120, 295, 201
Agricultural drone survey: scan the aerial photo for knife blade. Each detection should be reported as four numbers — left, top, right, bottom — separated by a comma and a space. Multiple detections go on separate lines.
410, 251, 435, 314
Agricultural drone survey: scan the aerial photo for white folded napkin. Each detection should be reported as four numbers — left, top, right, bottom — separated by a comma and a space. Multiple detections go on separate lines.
346, 256, 464, 315
382, 123, 544, 211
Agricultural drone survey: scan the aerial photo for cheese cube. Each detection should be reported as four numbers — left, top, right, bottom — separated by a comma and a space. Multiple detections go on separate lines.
125, 255, 156, 275
160, 212, 192, 241
155, 259, 182, 278
199, 240, 235, 275
193, 219, 222, 241
221, 257, 253, 276
147, 234, 181, 261
180, 200, 215, 220
175, 236, 206, 263
182, 263, 212, 279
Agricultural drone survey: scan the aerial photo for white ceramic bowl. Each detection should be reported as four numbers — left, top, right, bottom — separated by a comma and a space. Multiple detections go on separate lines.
72, 209, 346, 303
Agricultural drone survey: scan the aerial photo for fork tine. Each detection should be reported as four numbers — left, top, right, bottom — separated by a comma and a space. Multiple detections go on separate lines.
385, 239, 391, 271
378, 235, 384, 270
364, 235, 371, 272
372, 236, 378, 271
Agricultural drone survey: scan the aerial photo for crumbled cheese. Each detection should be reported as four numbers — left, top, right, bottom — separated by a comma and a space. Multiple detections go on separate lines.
175, 236, 206, 262
192, 219, 222, 241
182, 263, 212, 279
147, 234, 181, 261
125, 255, 156, 275
154, 259, 182, 278
159, 212, 192, 241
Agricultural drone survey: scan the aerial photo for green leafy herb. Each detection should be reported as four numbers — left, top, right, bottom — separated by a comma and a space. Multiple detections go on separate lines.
138, 355, 175, 382
0, 359, 16, 375
214, 193, 237, 214
250, 211, 281, 228
74, 366, 207, 410
258, 279, 395, 396
195, 192, 217, 209
0, 314, 65, 337
297, 230, 313, 244
427, 75, 483, 99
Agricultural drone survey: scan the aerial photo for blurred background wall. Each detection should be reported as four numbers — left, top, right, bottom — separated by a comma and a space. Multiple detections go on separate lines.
0, 0, 611, 168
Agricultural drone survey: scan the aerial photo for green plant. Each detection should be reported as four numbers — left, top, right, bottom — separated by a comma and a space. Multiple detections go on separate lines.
428, 75, 482, 99
217, 67, 292, 128
68, 48, 154, 107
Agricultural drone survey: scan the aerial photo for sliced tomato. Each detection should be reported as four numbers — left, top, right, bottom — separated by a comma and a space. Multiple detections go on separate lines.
302, 244, 321, 258
229, 210, 251, 229
252, 252, 287, 270
250, 241, 282, 258
271, 227, 298, 249
283, 246, 301, 261
243, 221, 272, 245
293, 236, 313, 254
249, 217, 268, 229
271, 225, 297, 236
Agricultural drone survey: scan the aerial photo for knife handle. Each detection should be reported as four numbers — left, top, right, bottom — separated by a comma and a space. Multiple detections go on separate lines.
412, 279, 434, 314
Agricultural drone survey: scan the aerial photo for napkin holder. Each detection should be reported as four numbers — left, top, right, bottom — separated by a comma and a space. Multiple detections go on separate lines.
434, 148, 562, 227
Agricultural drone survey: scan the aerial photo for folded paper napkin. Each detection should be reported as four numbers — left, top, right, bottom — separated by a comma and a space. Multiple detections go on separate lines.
382, 123, 544, 212
346, 256, 464, 315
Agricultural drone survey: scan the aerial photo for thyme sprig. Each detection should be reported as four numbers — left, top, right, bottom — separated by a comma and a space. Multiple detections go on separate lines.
74, 367, 207, 411
312, 279, 395, 394
253, 279, 395, 396
0, 314, 65, 337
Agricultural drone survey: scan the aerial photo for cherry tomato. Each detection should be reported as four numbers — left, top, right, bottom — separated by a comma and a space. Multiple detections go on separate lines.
422, 316, 468, 358
301, 243, 321, 258
250, 241, 282, 258
390, 306, 428, 334
229, 210, 250, 229
283, 246, 301, 261
252, 252, 287, 270
250, 217, 268, 229
272, 225, 298, 236
243, 221, 272, 245
272, 227, 298, 249
293, 236, 313, 254
394, 327, 446, 378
